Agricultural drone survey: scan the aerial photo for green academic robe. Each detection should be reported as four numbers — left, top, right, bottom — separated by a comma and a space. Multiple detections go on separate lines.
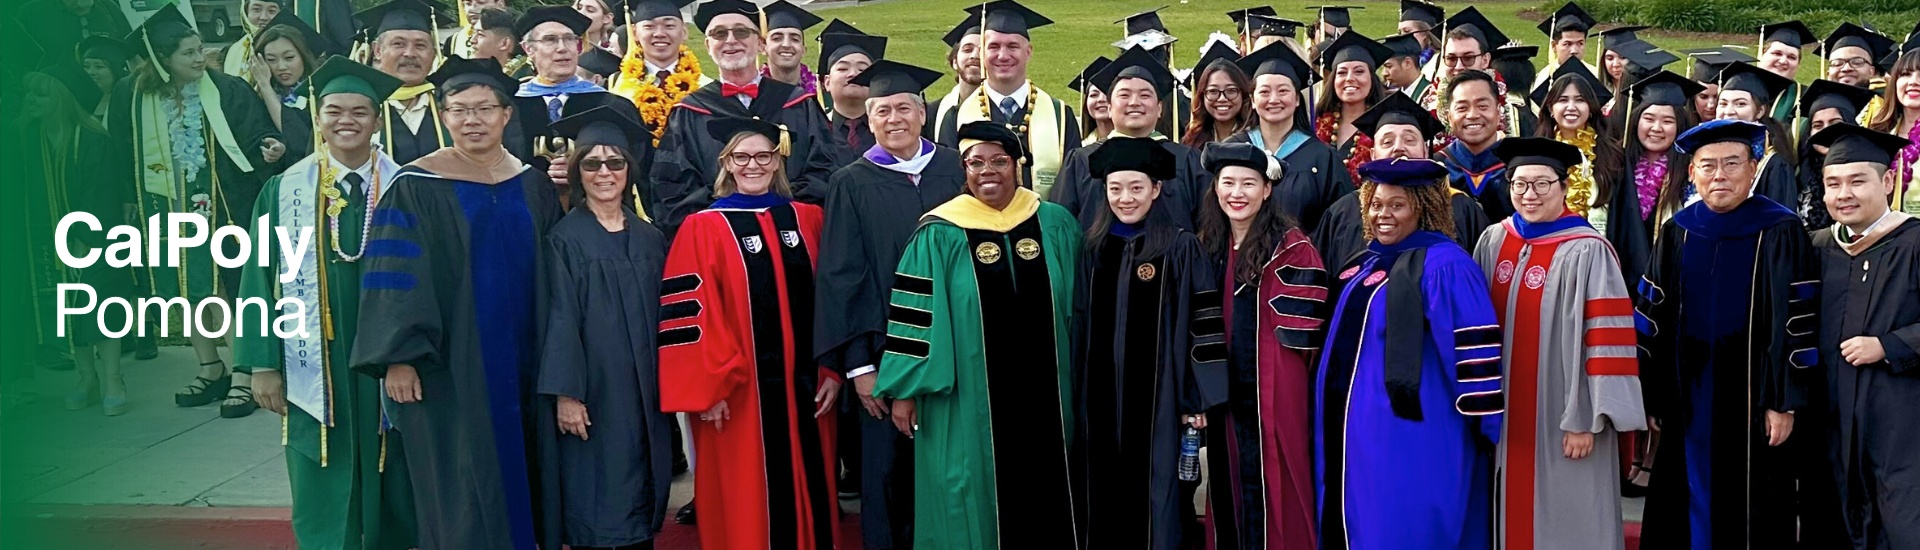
873, 189, 1083, 549
234, 152, 418, 550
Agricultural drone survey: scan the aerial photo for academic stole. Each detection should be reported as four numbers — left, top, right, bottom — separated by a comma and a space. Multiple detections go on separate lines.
955, 83, 1066, 197
134, 80, 250, 309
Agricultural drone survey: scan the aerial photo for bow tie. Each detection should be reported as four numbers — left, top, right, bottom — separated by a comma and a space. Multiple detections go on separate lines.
722, 82, 759, 98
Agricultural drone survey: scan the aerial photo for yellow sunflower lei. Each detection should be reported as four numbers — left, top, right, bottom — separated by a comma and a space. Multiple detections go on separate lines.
618, 45, 703, 146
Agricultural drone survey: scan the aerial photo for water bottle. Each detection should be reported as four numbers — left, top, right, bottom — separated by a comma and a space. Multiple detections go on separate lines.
1178, 426, 1202, 481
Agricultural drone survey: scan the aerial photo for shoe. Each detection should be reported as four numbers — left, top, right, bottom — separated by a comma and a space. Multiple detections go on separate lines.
176, 374, 232, 408
133, 336, 158, 361
220, 386, 258, 418
65, 385, 99, 411
675, 501, 696, 525
103, 396, 129, 416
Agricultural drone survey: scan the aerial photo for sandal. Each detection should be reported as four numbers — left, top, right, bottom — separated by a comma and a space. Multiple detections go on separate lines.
220, 385, 258, 418
176, 369, 232, 408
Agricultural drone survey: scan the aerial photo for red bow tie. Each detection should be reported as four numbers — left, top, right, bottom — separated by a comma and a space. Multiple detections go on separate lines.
722, 82, 759, 98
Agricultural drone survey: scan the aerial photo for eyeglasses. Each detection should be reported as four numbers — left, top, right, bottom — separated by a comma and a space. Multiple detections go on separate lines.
444, 104, 504, 120
727, 151, 778, 166
1443, 53, 1484, 67
1693, 158, 1749, 176
708, 26, 758, 42
1510, 178, 1562, 195
526, 34, 580, 49
580, 158, 628, 172
1830, 56, 1873, 70
1203, 87, 1243, 100
964, 156, 1015, 173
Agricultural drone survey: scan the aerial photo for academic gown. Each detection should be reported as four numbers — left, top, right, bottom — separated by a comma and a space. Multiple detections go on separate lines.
812, 146, 966, 549
1752, 152, 1800, 219
349, 163, 566, 550
1076, 220, 1229, 550
1634, 198, 1820, 550
280, 99, 315, 163
1599, 167, 1658, 287
657, 199, 841, 550
537, 208, 674, 548
1795, 148, 1835, 231
20, 123, 132, 347
651, 80, 837, 235
1311, 191, 1492, 269
1443, 140, 1515, 222
235, 152, 419, 550
1051, 137, 1211, 231
1314, 230, 1505, 550
380, 98, 535, 166
1813, 217, 1920, 549
1203, 228, 1328, 550
1474, 216, 1647, 550
931, 87, 1083, 197
873, 190, 1084, 550
511, 90, 649, 182
1222, 129, 1355, 233
821, 112, 877, 174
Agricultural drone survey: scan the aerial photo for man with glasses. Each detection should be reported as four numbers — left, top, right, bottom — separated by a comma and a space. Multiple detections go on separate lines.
1419, 7, 1508, 112
932, 0, 1082, 200
510, 6, 645, 201
652, 0, 835, 235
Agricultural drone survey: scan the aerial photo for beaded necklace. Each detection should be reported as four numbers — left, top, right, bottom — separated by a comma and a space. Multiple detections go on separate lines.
314, 145, 383, 262
978, 82, 1039, 137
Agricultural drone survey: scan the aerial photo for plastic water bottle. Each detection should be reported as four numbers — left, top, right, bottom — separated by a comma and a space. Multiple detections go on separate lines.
1178, 426, 1202, 481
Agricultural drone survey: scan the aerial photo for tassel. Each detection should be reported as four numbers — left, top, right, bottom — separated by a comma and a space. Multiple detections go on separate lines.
145, 28, 169, 83
378, 432, 387, 473
777, 123, 792, 157
320, 423, 329, 467
281, 413, 289, 446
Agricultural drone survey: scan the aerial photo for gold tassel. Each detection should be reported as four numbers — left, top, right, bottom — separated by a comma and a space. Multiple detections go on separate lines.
777, 123, 792, 157
319, 423, 329, 467
281, 413, 289, 446
378, 432, 387, 473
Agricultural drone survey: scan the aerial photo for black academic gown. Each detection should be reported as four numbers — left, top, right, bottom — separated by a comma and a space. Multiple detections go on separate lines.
280, 101, 314, 163
820, 112, 877, 175
1221, 129, 1355, 233
1074, 220, 1228, 550
1310, 190, 1491, 269
1052, 137, 1211, 231
1635, 198, 1820, 550
381, 98, 535, 166
1813, 218, 1920, 549
1754, 152, 1799, 220
1601, 163, 1659, 286
1796, 146, 1834, 231
350, 165, 566, 550
651, 79, 836, 236
932, 90, 1083, 190
537, 207, 674, 548
109, 71, 280, 225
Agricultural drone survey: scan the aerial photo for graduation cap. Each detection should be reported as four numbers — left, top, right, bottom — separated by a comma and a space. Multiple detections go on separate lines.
1494, 44, 1539, 63
1617, 41, 1680, 73
1598, 26, 1650, 53
36, 63, 103, 112
1247, 15, 1304, 39
957, 121, 1026, 160
126, 3, 194, 81
514, 5, 592, 41
1090, 136, 1177, 182
1238, 40, 1316, 87
1357, 157, 1449, 187
1400, 0, 1444, 27
1353, 92, 1446, 140
760, 0, 822, 32
818, 19, 862, 38
1226, 6, 1278, 30
1809, 122, 1911, 166
1316, 31, 1393, 69
76, 35, 131, 66
1068, 56, 1113, 93
1186, 41, 1242, 87
1823, 23, 1895, 64
692, 0, 757, 31
964, 0, 1053, 38
818, 32, 885, 69
1202, 142, 1281, 179
258, 10, 339, 57
354, 0, 452, 37
1530, 58, 1611, 105
1380, 33, 1423, 61
552, 105, 650, 150
1800, 79, 1876, 121
1760, 20, 1816, 49
303, 55, 404, 102
1443, 7, 1509, 53
1630, 70, 1706, 108
1092, 45, 1174, 98
942, 13, 983, 47
627, 0, 694, 22
1680, 47, 1755, 82
849, 59, 942, 98
706, 115, 791, 155
1718, 61, 1793, 107
1674, 118, 1766, 157
1494, 137, 1584, 173
579, 47, 624, 77
1112, 29, 1177, 52
1309, 6, 1361, 28
427, 54, 520, 94
1537, 2, 1596, 37
1117, 6, 1169, 37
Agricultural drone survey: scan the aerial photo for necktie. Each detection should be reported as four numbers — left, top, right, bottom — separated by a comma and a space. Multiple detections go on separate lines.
722, 82, 760, 98
341, 172, 364, 197
998, 96, 1019, 118
655, 70, 672, 87
547, 97, 564, 123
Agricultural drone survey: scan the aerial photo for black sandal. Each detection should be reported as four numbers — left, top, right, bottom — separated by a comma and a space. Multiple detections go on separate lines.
176, 362, 231, 408
220, 385, 258, 418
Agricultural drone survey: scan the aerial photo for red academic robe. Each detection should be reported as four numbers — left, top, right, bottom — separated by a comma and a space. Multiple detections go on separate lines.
658, 201, 841, 550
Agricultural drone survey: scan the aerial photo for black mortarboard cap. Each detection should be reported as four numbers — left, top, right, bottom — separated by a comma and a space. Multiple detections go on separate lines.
553, 105, 650, 150
1823, 23, 1895, 62
1630, 70, 1706, 107
1674, 118, 1765, 155
628, 0, 694, 21
818, 32, 885, 68
1353, 92, 1445, 140
818, 19, 862, 38
1810, 122, 1911, 166
1598, 25, 1649, 52
515, 5, 592, 40
1358, 157, 1449, 187
1495, 137, 1584, 172
1538, 2, 1596, 37
1718, 61, 1792, 106
304, 55, 404, 101
1443, 7, 1509, 52
706, 115, 787, 148
1800, 79, 1876, 121
1092, 45, 1174, 98
260, 10, 339, 57
1617, 41, 1679, 72
1530, 57, 1611, 105
1761, 20, 1816, 49
1310, 6, 1360, 28
1227, 6, 1277, 27
942, 13, 982, 47
1091, 136, 1178, 181
1202, 142, 1277, 178
692, 0, 757, 31
1317, 30, 1392, 69
1186, 41, 1242, 87
849, 59, 942, 98
1118, 6, 1169, 37
427, 54, 520, 93
128, 3, 193, 60
1382, 33, 1423, 60
579, 47, 623, 77
1494, 44, 1539, 62
354, 0, 451, 37
761, 0, 822, 31
1679, 47, 1755, 82
36, 63, 103, 112
965, 0, 1053, 38
1400, 0, 1443, 26
77, 35, 131, 66
1248, 15, 1303, 39
956, 121, 1026, 160
1069, 56, 1113, 93
1238, 40, 1315, 87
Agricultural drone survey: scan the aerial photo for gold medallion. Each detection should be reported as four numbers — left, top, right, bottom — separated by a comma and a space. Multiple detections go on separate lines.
975, 241, 1002, 264
1015, 238, 1040, 260
1137, 263, 1157, 281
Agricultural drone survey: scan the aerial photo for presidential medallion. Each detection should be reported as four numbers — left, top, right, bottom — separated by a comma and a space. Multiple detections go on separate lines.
975, 241, 1002, 264
1015, 238, 1040, 260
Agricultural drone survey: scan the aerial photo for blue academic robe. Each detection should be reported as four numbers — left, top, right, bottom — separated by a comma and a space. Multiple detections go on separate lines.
1443, 141, 1514, 223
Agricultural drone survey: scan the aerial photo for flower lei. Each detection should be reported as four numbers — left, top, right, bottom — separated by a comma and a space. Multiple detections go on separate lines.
620, 45, 703, 146
165, 85, 209, 184
1633, 154, 1668, 221
1900, 119, 1920, 190
1563, 127, 1597, 216
1318, 111, 1373, 184
762, 63, 818, 96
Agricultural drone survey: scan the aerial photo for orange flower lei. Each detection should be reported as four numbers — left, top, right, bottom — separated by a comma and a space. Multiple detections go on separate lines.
620, 45, 703, 146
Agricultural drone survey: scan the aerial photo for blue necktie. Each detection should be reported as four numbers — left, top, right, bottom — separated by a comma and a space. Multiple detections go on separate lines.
547, 97, 563, 122
998, 96, 1019, 119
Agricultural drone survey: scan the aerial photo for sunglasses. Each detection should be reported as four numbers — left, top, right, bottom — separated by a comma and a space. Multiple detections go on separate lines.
580, 158, 628, 172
